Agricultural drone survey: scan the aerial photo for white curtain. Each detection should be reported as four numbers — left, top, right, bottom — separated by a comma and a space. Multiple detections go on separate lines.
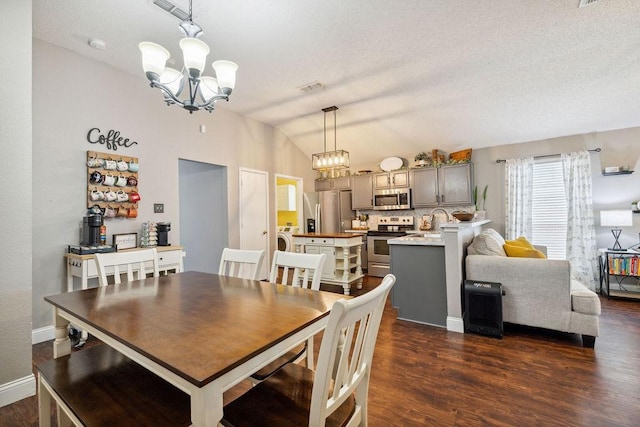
562, 151, 598, 291
504, 157, 534, 240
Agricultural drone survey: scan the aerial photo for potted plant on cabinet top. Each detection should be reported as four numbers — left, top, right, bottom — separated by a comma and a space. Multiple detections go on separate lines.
474, 185, 488, 220
414, 152, 429, 167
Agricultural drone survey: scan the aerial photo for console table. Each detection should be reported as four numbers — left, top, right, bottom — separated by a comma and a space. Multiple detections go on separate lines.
64, 246, 186, 292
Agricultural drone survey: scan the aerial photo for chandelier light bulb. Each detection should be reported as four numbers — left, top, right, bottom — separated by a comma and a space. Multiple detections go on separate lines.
200, 76, 219, 101
179, 37, 210, 75
159, 67, 183, 96
139, 42, 170, 78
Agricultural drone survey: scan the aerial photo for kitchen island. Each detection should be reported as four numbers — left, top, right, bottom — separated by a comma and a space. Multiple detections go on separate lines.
388, 234, 447, 327
292, 232, 364, 295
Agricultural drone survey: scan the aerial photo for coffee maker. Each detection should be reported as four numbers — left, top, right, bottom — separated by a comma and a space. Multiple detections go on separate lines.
157, 222, 171, 246
81, 214, 103, 246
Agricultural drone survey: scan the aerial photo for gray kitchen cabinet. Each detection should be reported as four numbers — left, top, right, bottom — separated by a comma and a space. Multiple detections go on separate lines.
373, 170, 410, 190
351, 174, 373, 210
315, 175, 351, 191
411, 163, 473, 207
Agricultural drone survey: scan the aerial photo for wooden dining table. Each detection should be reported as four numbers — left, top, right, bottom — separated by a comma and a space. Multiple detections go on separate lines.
44, 271, 348, 426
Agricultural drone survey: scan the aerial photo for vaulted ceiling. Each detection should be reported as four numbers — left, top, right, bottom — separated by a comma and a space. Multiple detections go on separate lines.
33, 0, 640, 168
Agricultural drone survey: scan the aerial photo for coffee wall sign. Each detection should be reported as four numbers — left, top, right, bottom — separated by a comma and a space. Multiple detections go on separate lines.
87, 127, 138, 151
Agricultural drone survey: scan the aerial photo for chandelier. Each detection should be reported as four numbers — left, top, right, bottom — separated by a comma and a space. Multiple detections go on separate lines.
138, 0, 237, 113
312, 106, 350, 171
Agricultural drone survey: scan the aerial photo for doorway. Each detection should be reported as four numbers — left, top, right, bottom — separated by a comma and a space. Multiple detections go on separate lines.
275, 174, 303, 230
179, 159, 228, 273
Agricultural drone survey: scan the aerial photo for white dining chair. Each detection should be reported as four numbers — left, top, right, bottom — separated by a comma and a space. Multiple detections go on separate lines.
269, 250, 326, 290
218, 248, 265, 280
94, 248, 160, 286
249, 251, 327, 382
222, 274, 396, 427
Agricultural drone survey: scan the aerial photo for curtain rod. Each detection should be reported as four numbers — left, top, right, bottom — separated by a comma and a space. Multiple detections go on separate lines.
495, 148, 601, 163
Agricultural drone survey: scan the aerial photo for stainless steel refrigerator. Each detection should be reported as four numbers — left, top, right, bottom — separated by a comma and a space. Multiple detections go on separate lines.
303, 191, 354, 233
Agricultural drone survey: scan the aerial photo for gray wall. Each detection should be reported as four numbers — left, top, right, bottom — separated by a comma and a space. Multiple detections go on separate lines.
30, 38, 315, 332
0, 0, 33, 399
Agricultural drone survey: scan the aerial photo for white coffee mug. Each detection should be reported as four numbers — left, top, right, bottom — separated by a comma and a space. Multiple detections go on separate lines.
103, 173, 115, 186
104, 159, 117, 170
116, 160, 128, 172
104, 190, 117, 202
115, 175, 127, 187
116, 190, 129, 202
90, 188, 104, 201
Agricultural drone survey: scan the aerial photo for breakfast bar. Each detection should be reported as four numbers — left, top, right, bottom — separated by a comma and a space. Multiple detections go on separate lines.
292, 232, 364, 295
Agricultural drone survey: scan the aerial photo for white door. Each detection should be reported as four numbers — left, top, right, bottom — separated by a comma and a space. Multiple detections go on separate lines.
239, 168, 269, 280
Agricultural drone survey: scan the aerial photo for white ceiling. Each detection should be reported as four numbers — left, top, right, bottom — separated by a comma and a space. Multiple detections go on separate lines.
33, 0, 640, 168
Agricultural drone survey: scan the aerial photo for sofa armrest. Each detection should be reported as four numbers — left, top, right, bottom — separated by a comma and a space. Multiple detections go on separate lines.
465, 254, 572, 330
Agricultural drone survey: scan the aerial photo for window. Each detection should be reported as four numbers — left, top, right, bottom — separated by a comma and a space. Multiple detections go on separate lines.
531, 159, 567, 259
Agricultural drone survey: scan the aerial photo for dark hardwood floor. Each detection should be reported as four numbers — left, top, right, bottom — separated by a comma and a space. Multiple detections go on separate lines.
2, 275, 639, 426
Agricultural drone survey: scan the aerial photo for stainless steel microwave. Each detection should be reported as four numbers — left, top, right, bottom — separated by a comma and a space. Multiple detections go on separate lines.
373, 188, 412, 210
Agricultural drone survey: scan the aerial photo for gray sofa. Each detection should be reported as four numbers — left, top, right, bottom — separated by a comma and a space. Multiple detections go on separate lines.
465, 229, 601, 348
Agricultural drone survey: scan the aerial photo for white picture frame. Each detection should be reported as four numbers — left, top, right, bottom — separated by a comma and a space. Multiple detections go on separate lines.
113, 233, 137, 250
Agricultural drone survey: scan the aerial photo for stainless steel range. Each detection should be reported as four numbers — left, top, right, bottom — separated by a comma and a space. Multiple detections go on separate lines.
367, 216, 414, 277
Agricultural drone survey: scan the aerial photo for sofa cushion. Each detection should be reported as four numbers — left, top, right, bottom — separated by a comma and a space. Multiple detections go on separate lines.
467, 229, 507, 256
504, 236, 547, 258
570, 279, 601, 315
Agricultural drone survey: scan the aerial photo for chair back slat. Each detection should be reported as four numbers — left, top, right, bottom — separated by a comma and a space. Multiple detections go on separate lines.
94, 249, 160, 286
269, 251, 326, 290
218, 248, 265, 280
309, 274, 395, 425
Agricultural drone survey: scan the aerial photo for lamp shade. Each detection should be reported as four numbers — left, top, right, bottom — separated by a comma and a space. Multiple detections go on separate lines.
212, 60, 238, 90
179, 37, 210, 73
139, 42, 170, 77
159, 67, 183, 96
200, 76, 219, 101
600, 210, 633, 227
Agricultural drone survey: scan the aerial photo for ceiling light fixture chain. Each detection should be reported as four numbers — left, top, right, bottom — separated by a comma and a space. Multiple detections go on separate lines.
312, 106, 350, 171
139, 0, 238, 113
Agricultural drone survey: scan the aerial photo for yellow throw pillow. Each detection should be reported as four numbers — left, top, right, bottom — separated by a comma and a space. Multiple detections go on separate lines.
504, 236, 535, 249
503, 237, 547, 258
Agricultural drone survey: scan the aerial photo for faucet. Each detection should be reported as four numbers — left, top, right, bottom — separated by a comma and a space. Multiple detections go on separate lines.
429, 208, 451, 230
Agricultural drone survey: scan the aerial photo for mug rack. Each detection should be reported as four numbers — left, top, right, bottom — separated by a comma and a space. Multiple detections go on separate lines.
86, 150, 139, 219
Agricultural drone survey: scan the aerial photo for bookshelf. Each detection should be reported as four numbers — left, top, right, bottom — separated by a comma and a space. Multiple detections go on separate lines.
599, 249, 640, 300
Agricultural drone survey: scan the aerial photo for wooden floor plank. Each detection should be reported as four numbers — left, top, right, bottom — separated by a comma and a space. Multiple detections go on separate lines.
2, 276, 639, 426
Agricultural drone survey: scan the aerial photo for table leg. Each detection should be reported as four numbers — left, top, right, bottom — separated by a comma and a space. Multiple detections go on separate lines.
38, 375, 52, 427
190, 383, 224, 427
52, 309, 71, 359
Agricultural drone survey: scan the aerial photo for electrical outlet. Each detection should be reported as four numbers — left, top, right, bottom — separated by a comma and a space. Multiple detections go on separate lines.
154, 203, 164, 213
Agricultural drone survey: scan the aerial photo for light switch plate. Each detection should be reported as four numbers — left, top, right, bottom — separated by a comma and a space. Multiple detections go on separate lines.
154, 203, 164, 213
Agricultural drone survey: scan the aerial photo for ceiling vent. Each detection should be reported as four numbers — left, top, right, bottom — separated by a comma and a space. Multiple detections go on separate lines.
578, 0, 600, 8
153, 0, 189, 21
297, 81, 325, 93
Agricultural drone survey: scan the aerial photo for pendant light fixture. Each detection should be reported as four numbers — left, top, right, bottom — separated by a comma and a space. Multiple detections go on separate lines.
312, 106, 350, 171
139, 0, 237, 113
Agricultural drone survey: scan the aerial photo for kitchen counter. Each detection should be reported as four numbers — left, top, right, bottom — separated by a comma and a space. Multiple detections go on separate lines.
387, 233, 444, 246
293, 232, 362, 238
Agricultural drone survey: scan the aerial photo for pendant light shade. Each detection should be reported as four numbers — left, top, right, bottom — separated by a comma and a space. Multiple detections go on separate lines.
139, 42, 170, 77
179, 37, 210, 74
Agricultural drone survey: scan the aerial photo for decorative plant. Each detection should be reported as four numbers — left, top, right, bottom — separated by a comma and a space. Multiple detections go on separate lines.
414, 152, 429, 161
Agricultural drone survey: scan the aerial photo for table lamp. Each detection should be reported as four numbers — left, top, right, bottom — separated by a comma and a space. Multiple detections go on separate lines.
600, 210, 633, 251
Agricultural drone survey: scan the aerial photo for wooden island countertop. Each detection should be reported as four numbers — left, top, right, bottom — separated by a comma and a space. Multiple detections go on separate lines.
292, 232, 362, 238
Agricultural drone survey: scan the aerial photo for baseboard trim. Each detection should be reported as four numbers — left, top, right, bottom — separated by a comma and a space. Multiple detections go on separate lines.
32, 325, 55, 344
0, 374, 36, 408
447, 316, 465, 333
